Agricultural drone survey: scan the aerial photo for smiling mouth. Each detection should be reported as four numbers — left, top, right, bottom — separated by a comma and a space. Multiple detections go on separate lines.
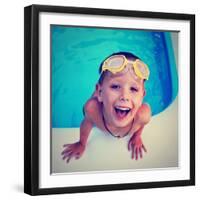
114, 106, 131, 119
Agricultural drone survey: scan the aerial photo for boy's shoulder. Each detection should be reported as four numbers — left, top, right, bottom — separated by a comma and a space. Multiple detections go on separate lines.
84, 97, 101, 120
136, 103, 151, 125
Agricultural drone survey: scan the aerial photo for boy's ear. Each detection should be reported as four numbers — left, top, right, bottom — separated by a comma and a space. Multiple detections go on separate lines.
143, 89, 146, 97
96, 84, 103, 102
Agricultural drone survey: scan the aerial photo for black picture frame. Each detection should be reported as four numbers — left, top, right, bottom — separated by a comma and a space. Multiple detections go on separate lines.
24, 4, 195, 196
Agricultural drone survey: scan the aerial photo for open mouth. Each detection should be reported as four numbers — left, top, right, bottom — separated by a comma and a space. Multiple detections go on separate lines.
114, 106, 131, 119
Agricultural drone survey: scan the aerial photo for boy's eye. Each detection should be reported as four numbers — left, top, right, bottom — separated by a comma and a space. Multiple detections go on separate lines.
110, 84, 120, 89
130, 87, 138, 92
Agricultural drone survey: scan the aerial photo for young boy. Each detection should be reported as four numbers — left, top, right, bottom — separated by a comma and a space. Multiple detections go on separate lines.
61, 52, 151, 163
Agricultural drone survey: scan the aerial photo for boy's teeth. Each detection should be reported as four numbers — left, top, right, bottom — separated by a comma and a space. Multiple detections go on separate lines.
115, 106, 130, 111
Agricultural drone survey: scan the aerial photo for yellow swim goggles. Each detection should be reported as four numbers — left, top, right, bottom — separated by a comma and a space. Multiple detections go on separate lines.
101, 55, 150, 80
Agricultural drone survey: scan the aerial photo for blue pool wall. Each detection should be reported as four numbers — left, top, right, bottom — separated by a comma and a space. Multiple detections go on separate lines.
51, 26, 178, 128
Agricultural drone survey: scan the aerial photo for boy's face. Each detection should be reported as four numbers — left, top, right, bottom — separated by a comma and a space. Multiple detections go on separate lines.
97, 65, 145, 129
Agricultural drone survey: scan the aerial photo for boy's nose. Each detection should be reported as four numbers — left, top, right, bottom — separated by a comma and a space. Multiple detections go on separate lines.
119, 96, 129, 102
119, 86, 132, 102
119, 91, 130, 102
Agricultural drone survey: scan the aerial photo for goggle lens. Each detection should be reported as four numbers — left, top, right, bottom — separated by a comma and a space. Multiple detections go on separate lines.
107, 56, 124, 68
136, 61, 148, 74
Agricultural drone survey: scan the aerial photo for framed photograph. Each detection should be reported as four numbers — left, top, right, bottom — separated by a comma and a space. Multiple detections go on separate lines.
24, 4, 195, 195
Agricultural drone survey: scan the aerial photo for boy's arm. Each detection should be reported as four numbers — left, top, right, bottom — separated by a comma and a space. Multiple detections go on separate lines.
79, 117, 93, 146
129, 103, 151, 137
128, 126, 146, 160
62, 98, 98, 163
79, 97, 100, 146
61, 117, 93, 163
128, 103, 151, 160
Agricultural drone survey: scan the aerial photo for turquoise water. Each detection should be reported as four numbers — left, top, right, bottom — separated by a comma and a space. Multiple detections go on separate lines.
51, 26, 178, 128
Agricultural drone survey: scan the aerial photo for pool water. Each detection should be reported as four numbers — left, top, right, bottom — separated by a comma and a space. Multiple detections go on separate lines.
51, 26, 178, 128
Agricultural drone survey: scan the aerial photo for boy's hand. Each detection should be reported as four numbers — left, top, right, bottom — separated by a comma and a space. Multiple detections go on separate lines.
61, 142, 86, 163
128, 127, 147, 160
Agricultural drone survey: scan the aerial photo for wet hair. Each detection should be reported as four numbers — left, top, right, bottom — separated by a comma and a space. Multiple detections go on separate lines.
98, 51, 141, 85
